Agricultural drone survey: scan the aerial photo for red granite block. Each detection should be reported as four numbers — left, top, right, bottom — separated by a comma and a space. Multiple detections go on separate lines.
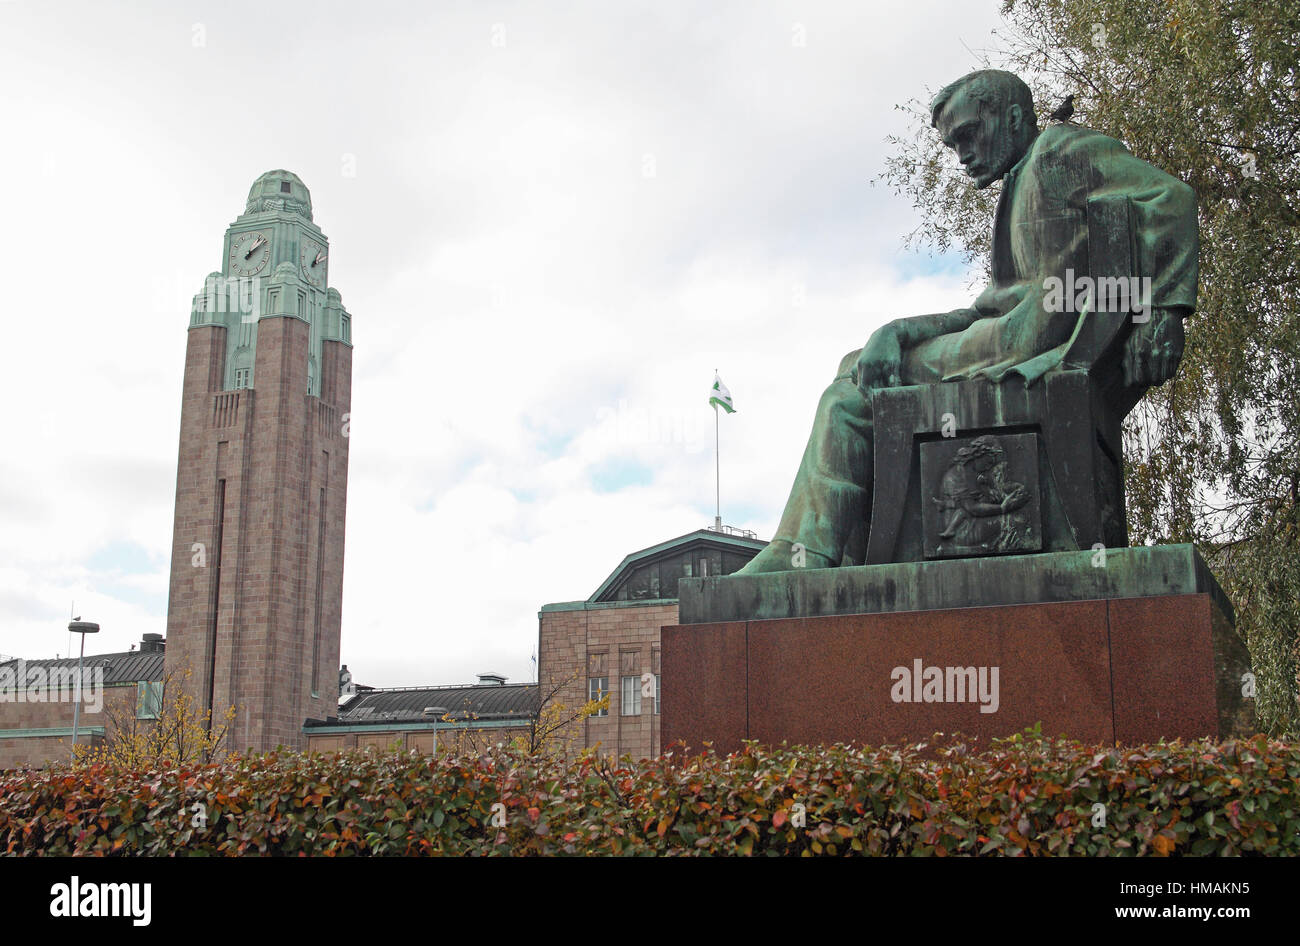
661, 622, 748, 754
1108, 594, 1250, 744
661, 594, 1254, 750
745, 602, 1113, 747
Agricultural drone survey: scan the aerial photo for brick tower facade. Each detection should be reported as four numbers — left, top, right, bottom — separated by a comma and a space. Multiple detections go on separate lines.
165, 170, 353, 752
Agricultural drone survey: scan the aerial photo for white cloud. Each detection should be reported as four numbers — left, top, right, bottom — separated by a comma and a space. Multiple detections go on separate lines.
0, 0, 998, 685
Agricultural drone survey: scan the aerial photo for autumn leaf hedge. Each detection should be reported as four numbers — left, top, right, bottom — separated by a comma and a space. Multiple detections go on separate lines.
1, 732, 1297, 856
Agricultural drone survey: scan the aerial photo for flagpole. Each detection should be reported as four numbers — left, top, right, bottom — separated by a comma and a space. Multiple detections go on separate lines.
714, 388, 721, 532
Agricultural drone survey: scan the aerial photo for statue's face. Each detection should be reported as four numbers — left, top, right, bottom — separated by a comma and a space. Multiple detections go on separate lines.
936, 88, 1027, 189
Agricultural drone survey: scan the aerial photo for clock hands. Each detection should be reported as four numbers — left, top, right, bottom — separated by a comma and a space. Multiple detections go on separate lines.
233, 236, 326, 278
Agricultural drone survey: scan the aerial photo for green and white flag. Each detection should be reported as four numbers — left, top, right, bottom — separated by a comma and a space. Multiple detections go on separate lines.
709, 373, 735, 414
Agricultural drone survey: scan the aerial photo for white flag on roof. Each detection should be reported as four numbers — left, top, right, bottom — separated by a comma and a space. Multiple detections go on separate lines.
709, 373, 735, 414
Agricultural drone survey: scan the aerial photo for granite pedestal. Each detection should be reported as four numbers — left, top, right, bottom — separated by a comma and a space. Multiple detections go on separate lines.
661, 545, 1254, 752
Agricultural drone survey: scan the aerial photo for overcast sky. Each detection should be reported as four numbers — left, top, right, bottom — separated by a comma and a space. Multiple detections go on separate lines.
0, 0, 1004, 687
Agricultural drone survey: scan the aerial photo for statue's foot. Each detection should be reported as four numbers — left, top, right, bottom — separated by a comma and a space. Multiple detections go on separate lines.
736, 540, 836, 574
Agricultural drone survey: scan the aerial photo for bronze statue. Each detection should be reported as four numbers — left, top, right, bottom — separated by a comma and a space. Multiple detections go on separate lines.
740, 69, 1197, 573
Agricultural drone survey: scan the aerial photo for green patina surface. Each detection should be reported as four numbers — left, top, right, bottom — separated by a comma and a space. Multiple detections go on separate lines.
539, 598, 679, 614
0, 727, 106, 740
739, 70, 1198, 576
189, 170, 352, 395
302, 718, 531, 736
680, 544, 1231, 625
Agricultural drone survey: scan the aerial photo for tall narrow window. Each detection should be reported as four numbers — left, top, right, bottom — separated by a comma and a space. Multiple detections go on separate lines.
311, 480, 327, 697
621, 675, 642, 716
206, 479, 226, 727
137, 681, 163, 719
587, 677, 608, 717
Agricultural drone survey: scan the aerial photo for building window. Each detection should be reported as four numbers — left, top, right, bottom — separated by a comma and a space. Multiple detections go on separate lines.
588, 677, 608, 717
137, 681, 163, 719
280, 181, 291, 193
621, 675, 642, 716
234, 367, 251, 389
655, 674, 661, 715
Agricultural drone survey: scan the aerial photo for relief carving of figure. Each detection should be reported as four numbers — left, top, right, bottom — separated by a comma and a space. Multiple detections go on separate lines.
932, 436, 1031, 554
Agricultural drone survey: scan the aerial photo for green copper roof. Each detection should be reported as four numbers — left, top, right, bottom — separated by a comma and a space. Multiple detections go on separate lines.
244, 169, 313, 220
539, 598, 679, 614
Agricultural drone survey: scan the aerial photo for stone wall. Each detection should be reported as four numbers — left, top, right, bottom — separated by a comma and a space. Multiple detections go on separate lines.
0, 684, 139, 769
538, 600, 677, 760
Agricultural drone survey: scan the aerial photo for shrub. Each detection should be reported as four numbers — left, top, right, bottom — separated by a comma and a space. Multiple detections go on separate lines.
1, 732, 1296, 856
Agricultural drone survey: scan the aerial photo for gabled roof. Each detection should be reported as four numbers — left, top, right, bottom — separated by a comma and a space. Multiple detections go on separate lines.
0, 650, 165, 686
313, 682, 540, 727
588, 528, 767, 602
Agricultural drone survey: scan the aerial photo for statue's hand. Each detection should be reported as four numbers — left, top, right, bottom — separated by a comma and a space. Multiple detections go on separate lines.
999, 484, 1029, 513
855, 322, 903, 398
1122, 308, 1185, 388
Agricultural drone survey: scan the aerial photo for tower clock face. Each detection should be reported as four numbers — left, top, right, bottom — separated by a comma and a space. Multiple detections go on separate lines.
300, 237, 327, 287
229, 230, 271, 277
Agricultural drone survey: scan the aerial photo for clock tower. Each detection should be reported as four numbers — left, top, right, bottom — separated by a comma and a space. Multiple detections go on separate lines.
164, 170, 353, 752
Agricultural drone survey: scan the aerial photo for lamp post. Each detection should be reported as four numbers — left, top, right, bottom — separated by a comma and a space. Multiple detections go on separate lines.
68, 620, 99, 760
423, 706, 448, 755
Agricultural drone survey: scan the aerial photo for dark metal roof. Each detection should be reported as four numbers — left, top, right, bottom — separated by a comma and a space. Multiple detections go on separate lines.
589, 528, 768, 602
0, 650, 165, 685
322, 682, 540, 726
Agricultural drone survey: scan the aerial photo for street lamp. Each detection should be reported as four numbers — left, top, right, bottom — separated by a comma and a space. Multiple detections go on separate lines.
68, 620, 99, 760
422, 706, 448, 754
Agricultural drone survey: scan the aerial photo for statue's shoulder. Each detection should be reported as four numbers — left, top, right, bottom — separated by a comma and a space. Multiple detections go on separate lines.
1034, 122, 1130, 160
1034, 123, 1193, 201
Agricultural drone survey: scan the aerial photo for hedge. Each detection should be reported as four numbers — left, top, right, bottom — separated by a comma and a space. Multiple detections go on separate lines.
1, 731, 1297, 855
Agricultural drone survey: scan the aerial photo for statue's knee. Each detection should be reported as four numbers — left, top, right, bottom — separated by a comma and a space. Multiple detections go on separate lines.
836, 348, 862, 380
820, 383, 868, 428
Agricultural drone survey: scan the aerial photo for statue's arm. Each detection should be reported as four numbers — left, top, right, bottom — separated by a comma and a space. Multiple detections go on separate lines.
890, 307, 983, 348
1123, 304, 1189, 388
886, 279, 1026, 351
960, 496, 1005, 516
1081, 135, 1197, 389
855, 307, 982, 393
1059, 127, 1197, 389
855, 274, 1029, 394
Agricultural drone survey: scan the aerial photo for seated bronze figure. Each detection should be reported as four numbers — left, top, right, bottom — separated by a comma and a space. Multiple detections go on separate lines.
741, 69, 1197, 574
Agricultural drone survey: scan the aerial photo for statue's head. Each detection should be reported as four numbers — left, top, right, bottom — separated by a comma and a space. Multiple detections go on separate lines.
930, 70, 1037, 189
954, 435, 1006, 473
